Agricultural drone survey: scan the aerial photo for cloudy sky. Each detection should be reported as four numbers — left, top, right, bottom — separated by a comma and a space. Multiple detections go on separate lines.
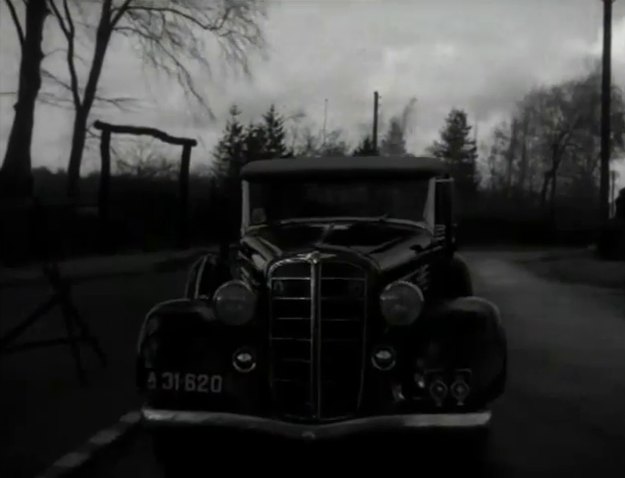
1, 0, 625, 185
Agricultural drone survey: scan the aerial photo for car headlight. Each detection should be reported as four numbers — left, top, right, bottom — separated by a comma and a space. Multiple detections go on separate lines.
212, 280, 257, 325
379, 281, 424, 326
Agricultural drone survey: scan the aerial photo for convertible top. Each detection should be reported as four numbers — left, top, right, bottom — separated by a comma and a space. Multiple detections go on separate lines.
240, 155, 448, 180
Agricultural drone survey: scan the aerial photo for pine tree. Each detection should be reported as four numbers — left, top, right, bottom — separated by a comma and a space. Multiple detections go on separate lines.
380, 118, 407, 156
212, 105, 246, 237
243, 105, 292, 162
213, 105, 246, 179
353, 135, 377, 156
262, 104, 289, 159
244, 122, 268, 162
430, 108, 479, 195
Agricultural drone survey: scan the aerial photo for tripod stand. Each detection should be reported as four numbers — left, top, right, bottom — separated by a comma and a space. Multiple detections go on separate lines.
0, 198, 107, 386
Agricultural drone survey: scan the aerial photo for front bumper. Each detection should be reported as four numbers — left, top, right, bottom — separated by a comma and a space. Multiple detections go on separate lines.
140, 407, 491, 441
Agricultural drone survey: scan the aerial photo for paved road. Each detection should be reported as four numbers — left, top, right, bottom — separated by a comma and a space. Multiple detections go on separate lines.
0, 266, 191, 478
13, 250, 625, 477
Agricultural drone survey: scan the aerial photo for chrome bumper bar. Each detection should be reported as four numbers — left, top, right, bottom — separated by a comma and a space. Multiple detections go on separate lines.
141, 408, 491, 440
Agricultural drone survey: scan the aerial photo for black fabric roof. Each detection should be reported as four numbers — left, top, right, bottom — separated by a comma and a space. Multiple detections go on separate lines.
240, 156, 448, 180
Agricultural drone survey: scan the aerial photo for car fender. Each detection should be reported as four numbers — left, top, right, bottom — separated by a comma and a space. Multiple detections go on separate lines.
418, 296, 507, 402
445, 253, 473, 298
184, 254, 232, 299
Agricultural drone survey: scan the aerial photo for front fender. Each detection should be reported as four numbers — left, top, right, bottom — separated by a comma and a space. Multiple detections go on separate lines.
409, 296, 507, 405
135, 298, 266, 414
445, 254, 474, 297
184, 254, 232, 299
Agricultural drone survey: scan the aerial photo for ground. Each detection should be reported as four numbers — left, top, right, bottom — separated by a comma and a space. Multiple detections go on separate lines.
1, 247, 624, 477
515, 247, 625, 290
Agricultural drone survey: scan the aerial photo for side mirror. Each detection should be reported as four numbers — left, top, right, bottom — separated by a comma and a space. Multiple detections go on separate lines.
434, 178, 456, 250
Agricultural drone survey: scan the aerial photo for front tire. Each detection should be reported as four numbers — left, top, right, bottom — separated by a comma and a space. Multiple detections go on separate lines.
446, 254, 473, 298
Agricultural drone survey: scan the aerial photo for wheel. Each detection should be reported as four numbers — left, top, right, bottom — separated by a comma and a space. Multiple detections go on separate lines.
446, 254, 473, 298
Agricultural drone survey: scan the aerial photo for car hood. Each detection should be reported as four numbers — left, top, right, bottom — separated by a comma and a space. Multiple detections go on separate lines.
238, 221, 435, 279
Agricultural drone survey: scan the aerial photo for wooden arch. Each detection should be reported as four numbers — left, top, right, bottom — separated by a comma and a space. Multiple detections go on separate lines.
93, 120, 198, 248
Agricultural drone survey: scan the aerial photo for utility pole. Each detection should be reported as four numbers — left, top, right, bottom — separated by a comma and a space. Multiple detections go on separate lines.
610, 170, 617, 217
373, 91, 379, 153
322, 98, 328, 148
600, 0, 614, 223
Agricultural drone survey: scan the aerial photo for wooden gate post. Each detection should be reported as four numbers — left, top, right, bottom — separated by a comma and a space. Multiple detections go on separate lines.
93, 120, 197, 250
179, 143, 192, 248
98, 128, 111, 241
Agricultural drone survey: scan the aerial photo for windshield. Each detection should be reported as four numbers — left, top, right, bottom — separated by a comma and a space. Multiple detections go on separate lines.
247, 178, 431, 226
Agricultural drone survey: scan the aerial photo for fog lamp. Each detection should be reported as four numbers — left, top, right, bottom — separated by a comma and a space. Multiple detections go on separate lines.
414, 373, 426, 389
429, 378, 448, 407
450, 378, 470, 406
371, 345, 396, 371
233, 347, 256, 373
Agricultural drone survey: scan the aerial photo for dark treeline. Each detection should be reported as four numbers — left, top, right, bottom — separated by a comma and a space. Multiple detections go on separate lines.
425, 66, 625, 247
3, 64, 624, 265
473, 67, 625, 246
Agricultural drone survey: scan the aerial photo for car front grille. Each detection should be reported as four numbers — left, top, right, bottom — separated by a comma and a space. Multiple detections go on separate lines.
268, 255, 367, 421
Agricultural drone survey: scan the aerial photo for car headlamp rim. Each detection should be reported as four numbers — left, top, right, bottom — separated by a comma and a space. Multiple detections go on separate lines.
212, 279, 255, 299
379, 280, 425, 326
380, 280, 424, 296
212, 279, 257, 325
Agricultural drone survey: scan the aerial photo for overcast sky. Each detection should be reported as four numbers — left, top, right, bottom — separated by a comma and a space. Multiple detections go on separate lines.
1, 0, 624, 186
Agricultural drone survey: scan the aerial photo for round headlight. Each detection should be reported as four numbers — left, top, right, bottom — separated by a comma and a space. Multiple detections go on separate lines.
379, 281, 424, 326
212, 280, 256, 325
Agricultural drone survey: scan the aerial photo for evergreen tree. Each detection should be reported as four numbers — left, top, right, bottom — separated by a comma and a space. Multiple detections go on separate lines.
243, 104, 292, 161
262, 104, 289, 159
430, 108, 479, 195
380, 118, 407, 156
353, 135, 377, 156
213, 105, 246, 179
244, 122, 268, 162
212, 104, 246, 237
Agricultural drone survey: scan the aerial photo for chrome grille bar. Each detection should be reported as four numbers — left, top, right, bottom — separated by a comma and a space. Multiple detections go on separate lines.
268, 255, 367, 421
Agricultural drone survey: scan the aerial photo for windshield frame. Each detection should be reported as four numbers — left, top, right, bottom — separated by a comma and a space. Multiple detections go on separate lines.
240, 176, 437, 236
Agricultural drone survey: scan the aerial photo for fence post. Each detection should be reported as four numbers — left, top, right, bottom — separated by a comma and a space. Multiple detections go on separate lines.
179, 144, 192, 248
98, 129, 111, 248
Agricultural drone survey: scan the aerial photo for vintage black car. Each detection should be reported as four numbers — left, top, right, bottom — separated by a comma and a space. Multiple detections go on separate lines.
136, 156, 507, 465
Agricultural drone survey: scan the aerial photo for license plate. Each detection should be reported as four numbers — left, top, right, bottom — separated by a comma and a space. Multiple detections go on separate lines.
147, 371, 223, 394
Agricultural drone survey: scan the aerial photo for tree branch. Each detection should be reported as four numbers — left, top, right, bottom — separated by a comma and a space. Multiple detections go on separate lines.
5, 0, 25, 47
48, 0, 70, 38
64, 2, 81, 108
121, 5, 229, 31
110, 0, 133, 28
41, 68, 139, 111
48, 0, 81, 108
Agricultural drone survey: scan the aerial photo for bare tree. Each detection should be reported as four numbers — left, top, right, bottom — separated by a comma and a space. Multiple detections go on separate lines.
47, 0, 267, 199
486, 68, 625, 227
295, 126, 349, 157
0, 0, 50, 198
114, 140, 178, 179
